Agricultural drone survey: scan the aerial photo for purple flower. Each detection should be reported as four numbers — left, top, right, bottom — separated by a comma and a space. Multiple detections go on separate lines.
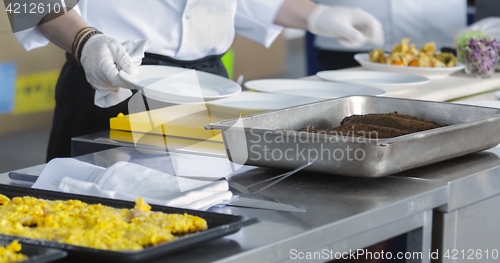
464, 37, 500, 76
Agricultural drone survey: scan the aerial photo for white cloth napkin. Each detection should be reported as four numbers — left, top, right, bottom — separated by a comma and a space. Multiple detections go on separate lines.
33, 159, 232, 211
94, 39, 153, 108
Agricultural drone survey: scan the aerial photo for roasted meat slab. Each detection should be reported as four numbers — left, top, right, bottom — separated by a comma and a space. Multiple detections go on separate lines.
297, 112, 443, 138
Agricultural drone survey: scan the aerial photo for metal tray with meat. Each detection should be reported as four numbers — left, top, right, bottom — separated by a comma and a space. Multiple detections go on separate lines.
206, 96, 500, 177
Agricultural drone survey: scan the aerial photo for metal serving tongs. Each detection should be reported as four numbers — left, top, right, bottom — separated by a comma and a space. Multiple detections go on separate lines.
225, 161, 313, 212
233, 161, 314, 195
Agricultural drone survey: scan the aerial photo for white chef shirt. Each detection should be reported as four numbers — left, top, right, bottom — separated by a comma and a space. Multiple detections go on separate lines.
15, 0, 284, 60
313, 0, 467, 51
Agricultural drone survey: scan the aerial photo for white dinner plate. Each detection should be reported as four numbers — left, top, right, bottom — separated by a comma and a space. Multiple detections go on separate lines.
354, 53, 465, 80
206, 91, 323, 117
316, 70, 430, 93
244, 79, 385, 98
120, 65, 241, 104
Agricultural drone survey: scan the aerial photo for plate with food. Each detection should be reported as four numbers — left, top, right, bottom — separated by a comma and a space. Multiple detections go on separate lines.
316, 70, 430, 92
206, 91, 323, 117
120, 65, 241, 104
355, 39, 465, 79
244, 79, 385, 98
0, 185, 257, 263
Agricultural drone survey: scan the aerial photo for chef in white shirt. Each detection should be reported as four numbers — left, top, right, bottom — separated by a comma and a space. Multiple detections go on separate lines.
15, 0, 384, 161
312, 0, 467, 70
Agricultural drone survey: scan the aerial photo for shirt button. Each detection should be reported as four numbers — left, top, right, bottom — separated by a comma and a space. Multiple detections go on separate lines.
185, 13, 191, 19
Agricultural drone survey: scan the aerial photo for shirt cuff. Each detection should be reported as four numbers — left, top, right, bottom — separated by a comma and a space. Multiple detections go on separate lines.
14, 3, 82, 51
15, 27, 50, 51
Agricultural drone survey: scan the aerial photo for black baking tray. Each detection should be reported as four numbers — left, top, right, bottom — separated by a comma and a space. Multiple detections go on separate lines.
0, 185, 258, 262
0, 240, 67, 263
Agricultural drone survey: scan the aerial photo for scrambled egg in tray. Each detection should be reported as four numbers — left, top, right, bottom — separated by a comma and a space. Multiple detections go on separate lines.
0, 240, 27, 263
0, 194, 208, 251
369, 38, 458, 68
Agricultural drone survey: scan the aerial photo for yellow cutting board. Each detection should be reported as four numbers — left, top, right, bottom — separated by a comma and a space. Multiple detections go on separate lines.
109, 130, 226, 156
110, 104, 227, 142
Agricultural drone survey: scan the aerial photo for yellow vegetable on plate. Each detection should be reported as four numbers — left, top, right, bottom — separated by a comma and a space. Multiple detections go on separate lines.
369, 38, 458, 68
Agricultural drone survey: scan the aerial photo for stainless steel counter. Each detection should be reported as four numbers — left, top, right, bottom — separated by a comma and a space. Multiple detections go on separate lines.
394, 147, 500, 263
1, 147, 450, 263
394, 147, 500, 213
71, 131, 500, 214
4, 138, 500, 262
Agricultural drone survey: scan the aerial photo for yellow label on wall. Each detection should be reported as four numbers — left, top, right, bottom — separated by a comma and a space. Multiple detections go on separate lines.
13, 70, 60, 114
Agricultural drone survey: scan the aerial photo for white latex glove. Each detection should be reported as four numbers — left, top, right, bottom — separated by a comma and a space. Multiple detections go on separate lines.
81, 35, 153, 108
308, 5, 384, 48
81, 35, 137, 92
122, 39, 154, 66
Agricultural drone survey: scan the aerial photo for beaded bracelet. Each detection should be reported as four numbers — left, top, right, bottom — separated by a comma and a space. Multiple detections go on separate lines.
74, 30, 103, 66
71, 27, 95, 58
73, 29, 94, 61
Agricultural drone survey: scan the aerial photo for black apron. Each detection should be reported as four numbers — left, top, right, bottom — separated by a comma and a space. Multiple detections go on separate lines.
46, 52, 228, 162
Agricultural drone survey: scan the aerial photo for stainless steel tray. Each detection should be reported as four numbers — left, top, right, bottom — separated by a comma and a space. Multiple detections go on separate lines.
205, 96, 500, 177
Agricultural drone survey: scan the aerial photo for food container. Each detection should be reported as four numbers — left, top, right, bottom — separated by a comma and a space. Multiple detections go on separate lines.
0, 185, 257, 263
0, 240, 67, 263
205, 96, 500, 177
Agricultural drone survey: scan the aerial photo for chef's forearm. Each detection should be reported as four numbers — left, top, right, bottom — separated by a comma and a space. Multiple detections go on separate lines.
37, 9, 88, 53
274, 0, 317, 29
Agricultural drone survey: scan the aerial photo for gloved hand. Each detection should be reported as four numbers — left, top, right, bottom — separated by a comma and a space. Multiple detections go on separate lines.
81, 34, 137, 92
81, 35, 153, 108
122, 39, 154, 67
308, 5, 384, 48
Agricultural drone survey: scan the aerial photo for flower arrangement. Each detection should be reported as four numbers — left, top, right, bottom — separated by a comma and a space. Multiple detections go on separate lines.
456, 31, 500, 77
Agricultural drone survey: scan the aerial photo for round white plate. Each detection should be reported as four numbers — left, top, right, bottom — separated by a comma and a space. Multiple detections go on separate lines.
244, 79, 385, 98
316, 70, 430, 92
206, 91, 323, 117
354, 53, 465, 80
120, 65, 241, 104
454, 100, 500, 108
